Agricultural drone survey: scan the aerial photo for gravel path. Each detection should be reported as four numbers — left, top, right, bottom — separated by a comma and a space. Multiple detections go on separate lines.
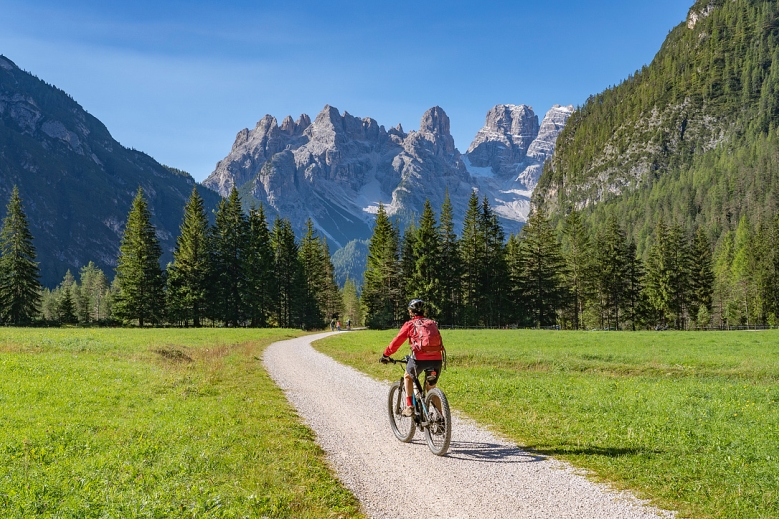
263, 332, 676, 519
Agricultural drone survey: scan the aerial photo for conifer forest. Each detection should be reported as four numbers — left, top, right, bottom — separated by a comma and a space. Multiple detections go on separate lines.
2, 178, 779, 330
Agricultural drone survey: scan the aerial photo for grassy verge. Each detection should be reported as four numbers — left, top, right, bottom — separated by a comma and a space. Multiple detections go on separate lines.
0, 328, 364, 519
314, 329, 779, 519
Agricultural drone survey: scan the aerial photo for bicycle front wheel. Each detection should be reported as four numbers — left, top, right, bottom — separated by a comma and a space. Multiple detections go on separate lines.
387, 381, 415, 442
424, 388, 451, 455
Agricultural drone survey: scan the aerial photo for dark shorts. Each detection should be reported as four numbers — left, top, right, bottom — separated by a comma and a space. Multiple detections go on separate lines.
406, 358, 442, 385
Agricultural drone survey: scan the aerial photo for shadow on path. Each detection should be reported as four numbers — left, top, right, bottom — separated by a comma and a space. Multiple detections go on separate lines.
445, 441, 546, 463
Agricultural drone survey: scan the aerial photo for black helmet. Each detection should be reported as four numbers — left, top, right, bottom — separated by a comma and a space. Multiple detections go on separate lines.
408, 299, 425, 316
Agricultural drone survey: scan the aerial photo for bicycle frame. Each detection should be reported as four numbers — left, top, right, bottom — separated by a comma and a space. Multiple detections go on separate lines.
385, 354, 452, 455
391, 356, 433, 427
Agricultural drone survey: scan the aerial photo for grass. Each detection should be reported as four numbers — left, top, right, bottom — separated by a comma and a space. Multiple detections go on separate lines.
314, 329, 779, 519
0, 328, 364, 519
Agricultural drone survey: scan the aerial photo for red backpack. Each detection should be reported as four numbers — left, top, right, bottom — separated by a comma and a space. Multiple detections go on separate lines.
409, 318, 443, 355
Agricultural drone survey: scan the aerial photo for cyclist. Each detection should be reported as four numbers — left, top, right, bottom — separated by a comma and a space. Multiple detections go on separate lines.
380, 299, 444, 417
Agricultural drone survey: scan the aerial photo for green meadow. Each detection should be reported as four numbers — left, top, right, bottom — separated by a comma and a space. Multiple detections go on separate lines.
0, 328, 364, 519
315, 329, 779, 519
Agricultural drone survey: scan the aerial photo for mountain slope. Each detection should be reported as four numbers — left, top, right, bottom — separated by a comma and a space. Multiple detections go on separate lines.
534, 0, 779, 246
0, 55, 221, 286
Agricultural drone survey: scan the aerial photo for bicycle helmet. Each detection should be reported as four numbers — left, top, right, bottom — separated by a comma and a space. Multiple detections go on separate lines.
408, 299, 425, 316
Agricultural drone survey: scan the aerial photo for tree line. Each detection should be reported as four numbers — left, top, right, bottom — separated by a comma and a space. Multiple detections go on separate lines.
0, 185, 347, 328
361, 190, 736, 330
3, 183, 779, 330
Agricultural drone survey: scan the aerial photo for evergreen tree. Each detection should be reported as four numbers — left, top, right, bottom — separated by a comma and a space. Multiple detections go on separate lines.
479, 197, 508, 326
645, 219, 672, 328
244, 204, 275, 327
623, 241, 647, 330
505, 233, 525, 325
298, 219, 339, 329
56, 273, 78, 325
593, 216, 629, 329
271, 217, 303, 328
689, 227, 715, 325
0, 186, 41, 325
411, 200, 443, 320
210, 187, 248, 326
561, 210, 594, 329
399, 221, 417, 305
731, 215, 758, 326
438, 190, 461, 326
362, 203, 402, 329
667, 223, 693, 329
713, 231, 736, 327
114, 187, 165, 326
167, 187, 211, 327
514, 206, 568, 328
459, 192, 483, 326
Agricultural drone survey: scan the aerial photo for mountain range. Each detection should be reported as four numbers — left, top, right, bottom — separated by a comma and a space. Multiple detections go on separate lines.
203, 103, 573, 249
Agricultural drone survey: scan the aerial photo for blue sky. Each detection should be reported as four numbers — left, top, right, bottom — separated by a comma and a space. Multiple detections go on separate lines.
2, 0, 691, 182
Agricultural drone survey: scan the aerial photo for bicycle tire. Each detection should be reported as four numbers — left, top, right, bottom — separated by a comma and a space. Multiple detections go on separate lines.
424, 388, 451, 455
387, 381, 415, 442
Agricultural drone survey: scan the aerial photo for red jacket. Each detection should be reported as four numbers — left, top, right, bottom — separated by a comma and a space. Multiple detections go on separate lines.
383, 316, 443, 361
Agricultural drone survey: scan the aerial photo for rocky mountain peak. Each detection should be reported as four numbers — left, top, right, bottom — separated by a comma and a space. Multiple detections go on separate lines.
420, 106, 450, 135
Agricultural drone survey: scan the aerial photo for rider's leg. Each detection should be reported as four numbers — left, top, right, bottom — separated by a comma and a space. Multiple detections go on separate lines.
404, 372, 414, 402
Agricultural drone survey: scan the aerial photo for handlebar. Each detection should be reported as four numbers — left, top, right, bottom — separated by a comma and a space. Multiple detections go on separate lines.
387, 355, 411, 365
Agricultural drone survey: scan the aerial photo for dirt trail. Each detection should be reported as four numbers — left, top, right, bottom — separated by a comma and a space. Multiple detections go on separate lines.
263, 332, 675, 519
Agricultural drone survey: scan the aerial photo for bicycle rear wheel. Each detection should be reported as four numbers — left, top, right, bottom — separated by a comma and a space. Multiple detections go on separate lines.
387, 381, 415, 442
424, 388, 451, 455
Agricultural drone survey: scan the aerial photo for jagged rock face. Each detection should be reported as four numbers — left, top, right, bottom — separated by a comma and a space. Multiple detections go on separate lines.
204, 103, 571, 247
460, 104, 573, 226
466, 104, 539, 176
204, 105, 476, 247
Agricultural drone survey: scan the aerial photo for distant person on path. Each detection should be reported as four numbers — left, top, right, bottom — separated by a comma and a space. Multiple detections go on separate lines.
380, 299, 445, 417
346, 318, 351, 330
330, 318, 336, 331
336, 320, 341, 331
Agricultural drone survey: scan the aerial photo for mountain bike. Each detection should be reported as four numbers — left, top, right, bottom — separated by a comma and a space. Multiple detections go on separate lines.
385, 355, 451, 456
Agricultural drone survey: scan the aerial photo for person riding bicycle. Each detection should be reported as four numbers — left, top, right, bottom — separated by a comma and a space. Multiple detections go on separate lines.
380, 299, 444, 417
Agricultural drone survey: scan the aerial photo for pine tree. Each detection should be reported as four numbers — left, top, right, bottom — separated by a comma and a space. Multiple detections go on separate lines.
411, 200, 443, 319
167, 187, 211, 327
438, 190, 461, 326
210, 187, 248, 326
479, 197, 508, 327
56, 272, 78, 325
623, 241, 647, 330
362, 203, 401, 329
399, 221, 417, 305
561, 210, 594, 329
689, 227, 715, 325
244, 204, 275, 327
645, 219, 672, 328
459, 192, 483, 326
298, 219, 339, 329
731, 215, 757, 326
114, 187, 165, 326
592, 216, 629, 329
514, 206, 568, 328
0, 186, 41, 325
271, 217, 303, 328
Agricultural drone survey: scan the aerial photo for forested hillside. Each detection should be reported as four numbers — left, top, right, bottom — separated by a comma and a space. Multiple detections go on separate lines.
530, 0, 779, 326
536, 0, 779, 235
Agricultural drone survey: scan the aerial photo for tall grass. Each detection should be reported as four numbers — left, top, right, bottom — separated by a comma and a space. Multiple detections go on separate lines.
0, 328, 364, 519
315, 329, 779, 519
